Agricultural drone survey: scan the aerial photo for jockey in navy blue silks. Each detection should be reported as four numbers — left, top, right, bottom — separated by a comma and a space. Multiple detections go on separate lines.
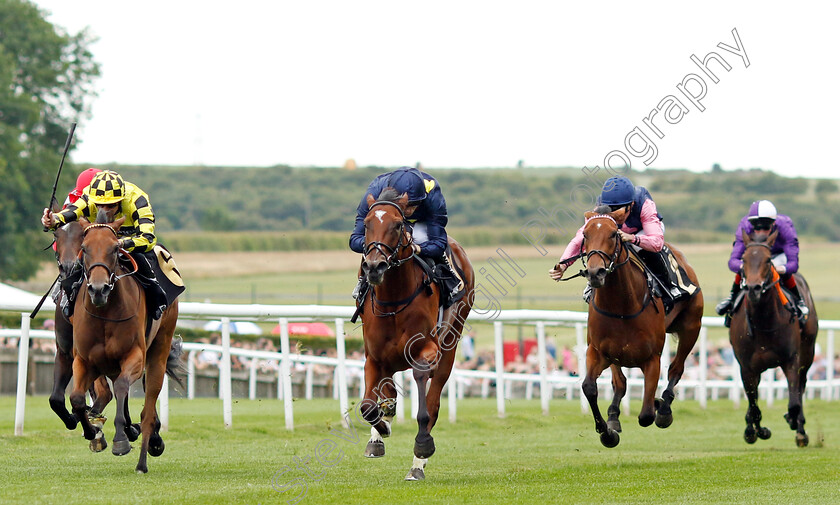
350, 167, 464, 301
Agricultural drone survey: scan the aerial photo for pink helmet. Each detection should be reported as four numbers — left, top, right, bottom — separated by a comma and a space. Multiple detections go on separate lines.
68, 168, 101, 204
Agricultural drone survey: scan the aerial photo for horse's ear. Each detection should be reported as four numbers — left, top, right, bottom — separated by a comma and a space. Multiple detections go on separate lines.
610, 207, 629, 226
79, 217, 91, 229
766, 228, 779, 247
366, 193, 376, 207
584, 211, 597, 220
397, 192, 409, 208
110, 216, 126, 231
741, 228, 751, 245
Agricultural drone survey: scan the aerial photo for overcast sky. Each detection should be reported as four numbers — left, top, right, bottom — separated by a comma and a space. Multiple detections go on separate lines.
32, 1, 840, 178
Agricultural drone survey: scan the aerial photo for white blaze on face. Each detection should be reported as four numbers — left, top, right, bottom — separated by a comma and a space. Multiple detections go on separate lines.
374, 210, 387, 223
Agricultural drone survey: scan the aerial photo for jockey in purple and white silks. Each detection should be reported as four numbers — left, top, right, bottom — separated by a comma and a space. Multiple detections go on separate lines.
715, 199, 809, 322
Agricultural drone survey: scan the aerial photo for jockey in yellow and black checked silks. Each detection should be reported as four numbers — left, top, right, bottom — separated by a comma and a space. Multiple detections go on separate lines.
53, 170, 157, 253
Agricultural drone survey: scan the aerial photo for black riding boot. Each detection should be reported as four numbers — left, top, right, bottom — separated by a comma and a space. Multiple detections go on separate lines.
786, 281, 810, 324
715, 281, 740, 316
132, 251, 167, 320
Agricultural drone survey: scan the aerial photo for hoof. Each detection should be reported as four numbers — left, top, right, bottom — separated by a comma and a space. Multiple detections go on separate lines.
125, 423, 141, 442
414, 437, 436, 459
655, 411, 673, 429
757, 427, 771, 440
135, 464, 148, 474
600, 429, 620, 448
405, 468, 425, 481
112, 439, 132, 456
638, 412, 655, 428
796, 433, 809, 447
606, 418, 622, 433
744, 428, 757, 444
365, 440, 385, 458
149, 434, 165, 457
89, 431, 108, 453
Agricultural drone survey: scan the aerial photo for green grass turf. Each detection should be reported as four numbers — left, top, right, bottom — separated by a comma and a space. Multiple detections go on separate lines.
1, 396, 838, 504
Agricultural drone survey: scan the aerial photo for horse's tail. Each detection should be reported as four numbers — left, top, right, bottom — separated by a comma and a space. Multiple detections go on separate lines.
165, 336, 187, 389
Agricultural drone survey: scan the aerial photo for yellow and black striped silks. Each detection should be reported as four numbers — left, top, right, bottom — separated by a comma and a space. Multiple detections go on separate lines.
55, 180, 157, 253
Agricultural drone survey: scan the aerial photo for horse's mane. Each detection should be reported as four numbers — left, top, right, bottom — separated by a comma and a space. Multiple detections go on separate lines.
377, 187, 403, 203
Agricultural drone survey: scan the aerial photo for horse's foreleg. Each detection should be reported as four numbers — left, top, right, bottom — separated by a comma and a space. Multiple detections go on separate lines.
111, 347, 143, 457
740, 367, 768, 443
360, 360, 390, 458
582, 346, 616, 447
70, 357, 104, 450
50, 349, 78, 430
639, 356, 660, 428
607, 365, 626, 433
783, 362, 808, 447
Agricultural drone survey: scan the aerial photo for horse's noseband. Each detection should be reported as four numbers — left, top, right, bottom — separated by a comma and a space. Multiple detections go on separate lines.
741, 242, 778, 294
363, 200, 414, 269
582, 229, 625, 275
80, 224, 138, 290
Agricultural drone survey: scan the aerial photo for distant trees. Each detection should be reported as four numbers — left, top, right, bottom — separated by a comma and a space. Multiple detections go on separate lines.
0, 0, 100, 279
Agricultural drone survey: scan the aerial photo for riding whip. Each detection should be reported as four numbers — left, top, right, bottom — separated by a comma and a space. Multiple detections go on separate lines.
43, 122, 77, 231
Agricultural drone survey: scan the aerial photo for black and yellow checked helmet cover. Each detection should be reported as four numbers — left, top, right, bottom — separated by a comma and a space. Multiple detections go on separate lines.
87, 171, 125, 204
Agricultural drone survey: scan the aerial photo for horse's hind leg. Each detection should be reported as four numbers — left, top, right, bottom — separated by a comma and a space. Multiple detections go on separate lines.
137, 336, 170, 474
783, 363, 808, 447
406, 358, 435, 481
607, 365, 626, 433
639, 357, 660, 428
50, 349, 78, 430
582, 346, 617, 447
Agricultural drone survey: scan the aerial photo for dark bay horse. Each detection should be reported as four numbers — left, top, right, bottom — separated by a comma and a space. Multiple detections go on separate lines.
357, 189, 474, 481
578, 208, 703, 447
71, 216, 180, 473
50, 220, 116, 450
730, 230, 818, 447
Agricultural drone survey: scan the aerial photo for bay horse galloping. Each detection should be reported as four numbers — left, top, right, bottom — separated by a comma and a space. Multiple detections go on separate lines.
50, 220, 116, 449
71, 216, 180, 473
730, 230, 818, 447
357, 189, 474, 481
579, 207, 703, 447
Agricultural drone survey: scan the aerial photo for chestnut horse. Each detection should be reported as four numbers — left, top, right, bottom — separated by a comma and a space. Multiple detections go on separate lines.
578, 207, 703, 447
357, 189, 474, 481
71, 216, 180, 473
50, 220, 118, 450
730, 229, 818, 447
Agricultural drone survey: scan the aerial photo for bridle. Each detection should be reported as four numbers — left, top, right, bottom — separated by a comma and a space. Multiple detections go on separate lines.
363, 201, 415, 269
741, 242, 780, 295
580, 216, 630, 275
80, 223, 139, 293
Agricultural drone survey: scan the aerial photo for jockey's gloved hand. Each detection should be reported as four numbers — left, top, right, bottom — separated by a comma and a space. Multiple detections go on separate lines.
549, 262, 567, 281
411, 243, 421, 255
618, 230, 635, 243
41, 208, 56, 229
775, 264, 787, 275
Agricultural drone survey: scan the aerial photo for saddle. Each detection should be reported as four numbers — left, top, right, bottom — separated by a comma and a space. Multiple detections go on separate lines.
350, 247, 463, 324
633, 245, 698, 315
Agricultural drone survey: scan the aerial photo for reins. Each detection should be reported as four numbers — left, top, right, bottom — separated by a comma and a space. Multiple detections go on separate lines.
362, 200, 432, 318
79, 224, 142, 322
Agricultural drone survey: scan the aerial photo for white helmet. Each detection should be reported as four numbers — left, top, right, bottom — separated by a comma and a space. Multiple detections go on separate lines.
748, 200, 777, 221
